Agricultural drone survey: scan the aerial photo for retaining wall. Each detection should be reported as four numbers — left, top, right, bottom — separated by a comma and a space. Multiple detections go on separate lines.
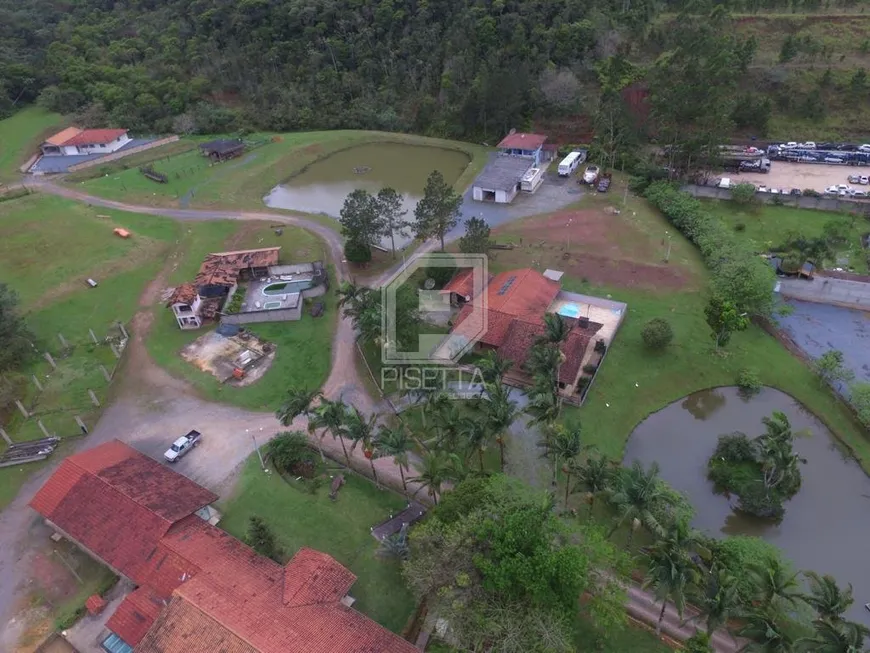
66, 135, 180, 172
778, 276, 870, 312
682, 184, 870, 215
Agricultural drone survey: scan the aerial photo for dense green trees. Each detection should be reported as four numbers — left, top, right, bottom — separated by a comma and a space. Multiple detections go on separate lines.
0, 284, 35, 373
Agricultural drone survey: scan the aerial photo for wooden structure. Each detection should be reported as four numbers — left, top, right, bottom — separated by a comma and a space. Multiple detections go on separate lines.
199, 139, 246, 162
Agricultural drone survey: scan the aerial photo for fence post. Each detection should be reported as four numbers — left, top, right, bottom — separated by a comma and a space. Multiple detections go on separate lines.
74, 417, 89, 435
15, 400, 29, 419
32, 375, 43, 392
0, 427, 11, 445
99, 365, 112, 383
88, 390, 101, 407
44, 352, 57, 369
89, 329, 99, 344
58, 333, 69, 349
117, 322, 129, 340
37, 420, 52, 438
110, 343, 120, 359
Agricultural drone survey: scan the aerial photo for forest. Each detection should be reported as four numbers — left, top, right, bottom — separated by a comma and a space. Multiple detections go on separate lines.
1, 0, 868, 141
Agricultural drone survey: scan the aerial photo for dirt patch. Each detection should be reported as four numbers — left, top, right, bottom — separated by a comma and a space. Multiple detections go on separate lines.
492, 209, 694, 290
721, 162, 859, 194
180, 330, 275, 384
302, 143, 323, 155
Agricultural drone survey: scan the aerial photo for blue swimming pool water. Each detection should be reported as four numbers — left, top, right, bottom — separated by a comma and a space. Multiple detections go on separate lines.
558, 303, 581, 318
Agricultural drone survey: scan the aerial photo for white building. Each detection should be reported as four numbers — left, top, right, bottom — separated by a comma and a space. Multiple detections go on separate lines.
472, 156, 537, 204
41, 127, 131, 156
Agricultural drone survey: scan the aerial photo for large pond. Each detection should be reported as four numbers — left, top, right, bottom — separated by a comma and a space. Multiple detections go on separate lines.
263, 143, 471, 249
624, 386, 870, 626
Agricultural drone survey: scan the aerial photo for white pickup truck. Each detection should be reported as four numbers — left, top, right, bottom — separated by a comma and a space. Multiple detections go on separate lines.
164, 430, 201, 463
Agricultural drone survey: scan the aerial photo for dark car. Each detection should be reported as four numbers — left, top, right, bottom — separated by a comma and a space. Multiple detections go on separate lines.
597, 176, 611, 193
789, 188, 802, 196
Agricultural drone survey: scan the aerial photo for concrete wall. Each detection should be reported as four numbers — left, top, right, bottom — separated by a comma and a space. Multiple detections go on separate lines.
66, 135, 180, 172
221, 305, 302, 324
778, 276, 870, 312
682, 184, 870, 215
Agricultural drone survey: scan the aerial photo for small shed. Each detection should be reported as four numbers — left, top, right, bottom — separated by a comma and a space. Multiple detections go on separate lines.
199, 139, 246, 162
472, 156, 535, 204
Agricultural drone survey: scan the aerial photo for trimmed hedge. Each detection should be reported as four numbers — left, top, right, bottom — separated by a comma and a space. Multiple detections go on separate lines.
644, 182, 775, 315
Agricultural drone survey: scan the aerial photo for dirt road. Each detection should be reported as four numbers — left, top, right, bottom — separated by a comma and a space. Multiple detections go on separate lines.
1, 182, 739, 653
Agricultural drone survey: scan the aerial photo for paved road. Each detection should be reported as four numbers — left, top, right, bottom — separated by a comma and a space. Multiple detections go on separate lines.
0, 181, 740, 653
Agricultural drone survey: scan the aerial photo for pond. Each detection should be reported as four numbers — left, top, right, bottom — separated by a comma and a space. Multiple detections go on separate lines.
263, 142, 471, 249
624, 386, 870, 626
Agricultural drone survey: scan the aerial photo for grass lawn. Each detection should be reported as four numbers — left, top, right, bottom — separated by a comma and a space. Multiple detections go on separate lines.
219, 456, 415, 633
146, 221, 337, 410
561, 278, 870, 472
0, 107, 64, 183
0, 194, 182, 510
702, 199, 869, 273
72, 131, 489, 215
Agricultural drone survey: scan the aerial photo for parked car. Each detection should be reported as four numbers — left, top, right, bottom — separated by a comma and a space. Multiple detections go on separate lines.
597, 174, 612, 193
781, 141, 799, 149
825, 157, 845, 164
582, 165, 600, 184
164, 430, 201, 462
859, 144, 870, 153
825, 185, 839, 195
800, 141, 816, 149
861, 176, 870, 185
848, 174, 862, 184
769, 188, 780, 195
789, 188, 802, 196
718, 177, 732, 189
757, 185, 769, 193
853, 189, 868, 198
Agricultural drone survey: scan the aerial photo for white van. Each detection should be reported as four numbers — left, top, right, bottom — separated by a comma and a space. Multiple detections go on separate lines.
558, 151, 585, 177
718, 177, 732, 189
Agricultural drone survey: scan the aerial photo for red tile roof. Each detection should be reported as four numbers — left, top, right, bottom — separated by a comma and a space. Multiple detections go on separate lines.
497, 132, 547, 150
282, 548, 357, 607
85, 594, 107, 615
137, 595, 256, 653
29, 441, 216, 581
108, 586, 167, 646
61, 128, 128, 146
194, 248, 281, 287
167, 283, 197, 306
440, 269, 475, 299
45, 127, 83, 146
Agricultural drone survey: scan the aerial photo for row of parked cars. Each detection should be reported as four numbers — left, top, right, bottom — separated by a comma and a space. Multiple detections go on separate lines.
824, 184, 869, 198
774, 142, 870, 152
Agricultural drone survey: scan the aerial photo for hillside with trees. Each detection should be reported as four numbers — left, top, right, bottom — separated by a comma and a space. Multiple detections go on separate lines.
1, 0, 868, 140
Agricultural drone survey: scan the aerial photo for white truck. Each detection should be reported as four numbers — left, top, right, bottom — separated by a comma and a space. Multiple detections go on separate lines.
582, 165, 600, 184
557, 151, 585, 177
164, 430, 201, 463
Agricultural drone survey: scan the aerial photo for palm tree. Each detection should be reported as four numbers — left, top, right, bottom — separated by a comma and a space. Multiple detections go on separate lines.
483, 382, 519, 472
748, 559, 803, 610
537, 423, 582, 491
376, 424, 413, 495
607, 461, 669, 548
430, 402, 464, 452
536, 313, 571, 413
459, 416, 491, 472
525, 385, 560, 428
572, 451, 614, 517
276, 387, 322, 458
343, 406, 380, 487
688, 563, 742, 638
761, 411, 793, 445
310, 398, 350, 465
796, 619, 870, 653
739, 607, 797, 653
477, 350, 513, 386
408, 449, 457, 505
643, 522, 700, 636
525, 342, 562, 392
421, 390, 451, 430
802, 572, 855, 625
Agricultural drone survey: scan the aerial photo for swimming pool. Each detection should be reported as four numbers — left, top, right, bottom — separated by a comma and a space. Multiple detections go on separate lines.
263, 280, 313, 295
263, 300, 283, 310
558, 303, 581, 318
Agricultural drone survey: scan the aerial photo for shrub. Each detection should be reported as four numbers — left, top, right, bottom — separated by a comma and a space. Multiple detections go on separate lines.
593, 339, 607, 354
730, 182, 757, 205
713, 536, 793, 604
685, 632, 713, 653
771, 195, 785, 206
582, 363, 597, 375
711, 431, 754, 463
344, 239, 372, 264
736, 368, 762, 395
245, 516, 285, 562
224, 288, 244, 314
640, 317, 674, 350
734, 222, 746, 232
265, 431, 316, 476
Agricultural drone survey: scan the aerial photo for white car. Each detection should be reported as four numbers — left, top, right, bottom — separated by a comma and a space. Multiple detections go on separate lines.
825, 185, 839, 195
860, 176, 869, 185
825, 157, 845, 164
799, 141, 816, 149
718, 177, 732, 189
781, 142, 799, 149
582, 165, 600, 184
769, 188, 780, 195
859, 144, 870, 152
756, 185, 768, 193
848, 174, 862, 184
853, 190, 868, 198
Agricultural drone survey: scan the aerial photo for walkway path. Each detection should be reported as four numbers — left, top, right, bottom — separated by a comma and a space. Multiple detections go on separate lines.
1, 181, 740, 653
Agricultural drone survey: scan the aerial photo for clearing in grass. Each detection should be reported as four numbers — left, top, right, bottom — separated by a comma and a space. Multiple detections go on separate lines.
219, 455, 415, 633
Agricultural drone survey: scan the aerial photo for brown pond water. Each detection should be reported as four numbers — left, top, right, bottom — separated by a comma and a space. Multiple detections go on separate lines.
624, 386, 870, 625
263, 142, 471, 249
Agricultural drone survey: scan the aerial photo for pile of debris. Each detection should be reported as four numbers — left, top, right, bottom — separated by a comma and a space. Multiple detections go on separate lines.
0, 437, 61, 468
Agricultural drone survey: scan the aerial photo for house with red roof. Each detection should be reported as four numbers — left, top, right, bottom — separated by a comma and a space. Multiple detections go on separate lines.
41, 127, 131, 156
30, 440, 418, 653
442, 267, 627, 401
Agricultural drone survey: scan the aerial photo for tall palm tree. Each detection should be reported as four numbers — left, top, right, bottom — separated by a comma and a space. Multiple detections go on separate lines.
525, 385, 560, 428
276, 387, 322, 458
761, 411, 793, 445
687, 563, 742, 638
343, 406, 380, 487
643, 522, 700, 636
459, 416, 491, 472
310, 398, 350, 465
483, 382, 519, 472
802, 572, 855, 625
538, 423, 582, 490
797, 619, 870, 653
572, 451, 614, 517
536, 313, 571, 413
408, 449, 458, 505
477, 350, 513, 386
607, 461, 669, 548
376, 424, 413, 495
748, 559, 803, 610
421, 390, 451, 430
525, 342, 562, 393
430, 402, 464, 452
739, 607, 797, 653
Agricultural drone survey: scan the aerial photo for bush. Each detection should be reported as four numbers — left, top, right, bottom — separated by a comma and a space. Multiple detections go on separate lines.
645, 182, 775, 316
737, 368, 762, 396
713, 432, 755, 462
713, 536, 793, 604
685, 632, 714, 653
265, 431, 317, 476
730, 182, 757, 205
582, 363, 598, 375
344, 239, 372, 264
224, 288, 244, 314
640, 317, 674, 350
593, 339, 607, 354
734, 222, 746, 232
